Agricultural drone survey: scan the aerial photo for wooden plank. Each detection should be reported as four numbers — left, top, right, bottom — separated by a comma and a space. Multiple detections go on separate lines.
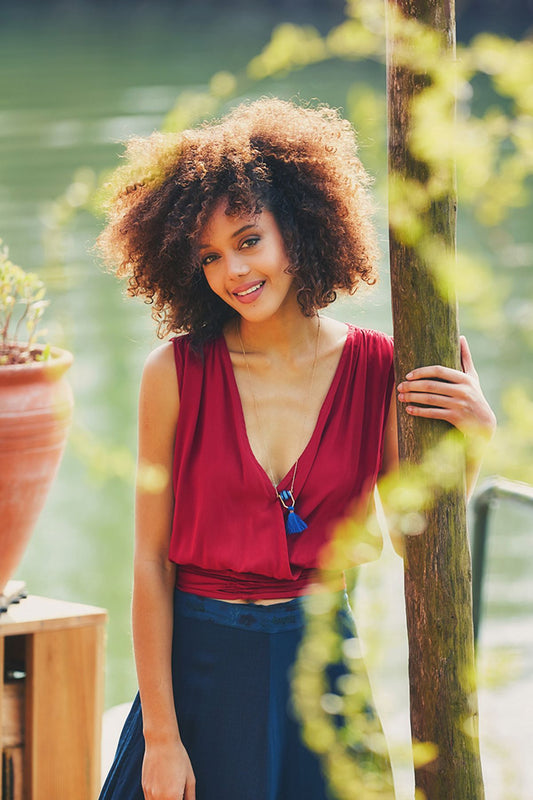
0, 596, 106, 638
2, 684, 25, 747
25, 623, 106, 800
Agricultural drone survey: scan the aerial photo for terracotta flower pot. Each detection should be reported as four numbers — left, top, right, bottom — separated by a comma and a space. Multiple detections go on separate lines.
0, 346, 74, 594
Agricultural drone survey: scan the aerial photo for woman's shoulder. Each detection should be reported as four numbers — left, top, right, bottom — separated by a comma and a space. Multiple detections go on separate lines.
170, 331, 224, 358
344, 322, 394, 355
138, 340, 180, 419
169, 331, 192, 353
142, 339, 178, 385
320, 316, 393, 359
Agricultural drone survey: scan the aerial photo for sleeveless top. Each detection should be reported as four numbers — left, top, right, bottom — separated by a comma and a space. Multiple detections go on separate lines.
169, 324, 395, 600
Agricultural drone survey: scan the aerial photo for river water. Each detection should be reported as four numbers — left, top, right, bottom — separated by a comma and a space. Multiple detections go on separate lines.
1, 8, 531, 798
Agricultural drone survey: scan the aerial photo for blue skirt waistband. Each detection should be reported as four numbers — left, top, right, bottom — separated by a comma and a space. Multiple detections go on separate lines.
174, 589, 306, 633
174, 589, 350, 634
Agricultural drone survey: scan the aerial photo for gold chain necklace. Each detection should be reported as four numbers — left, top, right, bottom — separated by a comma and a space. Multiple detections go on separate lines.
237, 315, 321, 535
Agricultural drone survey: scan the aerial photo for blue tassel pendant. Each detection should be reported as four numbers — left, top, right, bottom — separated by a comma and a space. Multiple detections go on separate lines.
278, 490, 308, 535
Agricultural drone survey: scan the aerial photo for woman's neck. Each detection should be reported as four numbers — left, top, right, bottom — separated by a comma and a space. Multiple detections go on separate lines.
236, 309, 320, 362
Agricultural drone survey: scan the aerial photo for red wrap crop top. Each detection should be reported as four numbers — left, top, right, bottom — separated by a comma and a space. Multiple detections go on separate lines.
169, 324, 395, 600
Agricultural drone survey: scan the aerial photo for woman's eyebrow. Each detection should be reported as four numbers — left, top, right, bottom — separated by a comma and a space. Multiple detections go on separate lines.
198, 223, 257, 250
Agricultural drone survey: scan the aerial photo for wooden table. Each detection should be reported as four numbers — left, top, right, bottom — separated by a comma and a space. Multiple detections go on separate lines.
1, 595, 107, 800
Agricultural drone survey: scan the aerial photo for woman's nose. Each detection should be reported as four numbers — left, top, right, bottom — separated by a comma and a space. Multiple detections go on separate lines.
226, 253, 250, 277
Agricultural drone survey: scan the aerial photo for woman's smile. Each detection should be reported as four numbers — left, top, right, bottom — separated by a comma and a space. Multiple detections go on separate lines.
232, 280, 266, 302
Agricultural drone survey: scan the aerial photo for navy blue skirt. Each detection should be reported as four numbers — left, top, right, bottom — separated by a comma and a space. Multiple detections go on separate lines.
99, 589, 387, 800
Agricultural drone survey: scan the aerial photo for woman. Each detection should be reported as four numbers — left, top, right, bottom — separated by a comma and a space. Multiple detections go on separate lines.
97, 98, 495, 800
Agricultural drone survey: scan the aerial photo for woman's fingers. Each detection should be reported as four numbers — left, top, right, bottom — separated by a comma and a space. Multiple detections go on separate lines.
403, 338, 478, 386
184, 776, 196, 800
460, 335, 479, 379
398, 391, 463, 408
397, 378, 471, 399
401, 404, 459, 423
404, 363, 466, 384
397, 341, 496, 440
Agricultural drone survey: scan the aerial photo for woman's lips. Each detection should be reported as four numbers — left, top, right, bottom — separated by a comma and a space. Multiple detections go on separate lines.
232, 280, 266, 304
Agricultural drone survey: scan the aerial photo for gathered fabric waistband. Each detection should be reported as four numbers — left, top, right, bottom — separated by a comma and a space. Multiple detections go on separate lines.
175, 564, 345, 601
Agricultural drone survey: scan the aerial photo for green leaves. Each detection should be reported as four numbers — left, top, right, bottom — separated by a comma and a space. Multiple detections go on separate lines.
247, 23, 327, 80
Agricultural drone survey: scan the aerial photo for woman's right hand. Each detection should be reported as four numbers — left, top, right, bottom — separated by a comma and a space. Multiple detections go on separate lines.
142, 738, 196, 800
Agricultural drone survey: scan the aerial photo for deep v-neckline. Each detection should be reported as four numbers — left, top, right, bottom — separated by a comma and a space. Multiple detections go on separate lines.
220, 323, 352, 491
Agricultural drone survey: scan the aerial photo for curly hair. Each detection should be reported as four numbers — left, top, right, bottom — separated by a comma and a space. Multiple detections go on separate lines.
96, 97, 379, 343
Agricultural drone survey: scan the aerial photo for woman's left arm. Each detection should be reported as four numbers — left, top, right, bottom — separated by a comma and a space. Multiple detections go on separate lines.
395, 336, 497, 498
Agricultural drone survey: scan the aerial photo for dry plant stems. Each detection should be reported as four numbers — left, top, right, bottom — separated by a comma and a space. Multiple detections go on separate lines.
0, 241, 50, 365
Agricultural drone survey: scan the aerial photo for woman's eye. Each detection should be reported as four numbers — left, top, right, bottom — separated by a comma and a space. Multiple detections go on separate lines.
241, 236, 260, 249
201, 253, 219, 267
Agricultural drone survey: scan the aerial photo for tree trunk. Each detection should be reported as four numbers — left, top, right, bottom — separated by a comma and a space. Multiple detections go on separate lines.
386, 1, 485, 798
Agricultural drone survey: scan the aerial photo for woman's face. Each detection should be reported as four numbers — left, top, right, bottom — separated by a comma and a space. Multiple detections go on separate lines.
198, 199, 297, 323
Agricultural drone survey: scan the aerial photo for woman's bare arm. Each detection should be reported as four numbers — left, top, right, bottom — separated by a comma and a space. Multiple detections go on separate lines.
132, 341, 195, 800
380, 399, 400, 478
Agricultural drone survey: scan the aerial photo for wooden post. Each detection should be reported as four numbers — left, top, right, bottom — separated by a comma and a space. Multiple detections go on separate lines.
386, 1, 485, 798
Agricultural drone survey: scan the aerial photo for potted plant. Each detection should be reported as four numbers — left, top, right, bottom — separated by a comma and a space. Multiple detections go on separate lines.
0, 240, 74, 598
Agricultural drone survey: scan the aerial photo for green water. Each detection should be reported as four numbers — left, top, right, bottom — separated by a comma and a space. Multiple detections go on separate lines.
1, 8, 532, 711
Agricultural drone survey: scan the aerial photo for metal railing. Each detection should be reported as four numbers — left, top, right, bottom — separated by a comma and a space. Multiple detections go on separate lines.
471, 476, 533, 644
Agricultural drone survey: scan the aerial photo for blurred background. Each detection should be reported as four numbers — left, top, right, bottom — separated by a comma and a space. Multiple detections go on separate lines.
1, 1, 532, 796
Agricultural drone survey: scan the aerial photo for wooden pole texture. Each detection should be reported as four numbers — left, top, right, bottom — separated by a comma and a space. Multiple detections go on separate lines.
386, 1, 485, 798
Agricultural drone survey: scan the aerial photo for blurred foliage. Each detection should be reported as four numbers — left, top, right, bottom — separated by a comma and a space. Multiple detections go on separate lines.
42, 0, 533, 796
0, 240, 50, 363
293, 590, 396, 799
69, 423, 170, 494
295, 428, 472, 799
